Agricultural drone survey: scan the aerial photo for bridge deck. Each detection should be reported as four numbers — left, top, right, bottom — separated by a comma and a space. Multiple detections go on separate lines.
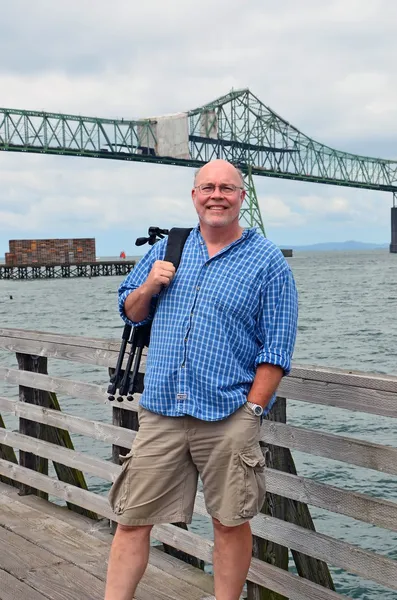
0, 483, 215, 600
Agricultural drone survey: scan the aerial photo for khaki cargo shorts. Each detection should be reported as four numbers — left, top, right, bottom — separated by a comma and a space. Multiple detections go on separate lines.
108, 403, 267, 527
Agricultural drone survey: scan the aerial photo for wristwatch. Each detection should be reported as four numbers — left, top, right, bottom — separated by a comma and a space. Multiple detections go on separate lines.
246, 401, 264, 416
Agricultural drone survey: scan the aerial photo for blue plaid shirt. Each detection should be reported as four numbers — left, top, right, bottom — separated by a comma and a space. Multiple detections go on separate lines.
118, 226, 298, 421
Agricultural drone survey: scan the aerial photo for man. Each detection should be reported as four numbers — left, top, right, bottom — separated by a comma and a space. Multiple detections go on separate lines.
105, 159, 298, 600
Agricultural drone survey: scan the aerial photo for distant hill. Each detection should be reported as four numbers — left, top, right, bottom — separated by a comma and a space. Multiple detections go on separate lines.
291, 241, 388, 252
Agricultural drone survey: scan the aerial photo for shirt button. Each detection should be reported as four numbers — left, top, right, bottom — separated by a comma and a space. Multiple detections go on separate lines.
196, 286, 200, 291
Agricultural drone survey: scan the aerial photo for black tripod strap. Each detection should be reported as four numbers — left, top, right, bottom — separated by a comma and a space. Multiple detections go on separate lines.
164, 227, 192, 269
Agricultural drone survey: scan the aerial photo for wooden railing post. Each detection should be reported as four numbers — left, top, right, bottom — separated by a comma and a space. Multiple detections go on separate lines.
247, 396, 335, 600
248, 397, 289, 600
17, 353, 49, 499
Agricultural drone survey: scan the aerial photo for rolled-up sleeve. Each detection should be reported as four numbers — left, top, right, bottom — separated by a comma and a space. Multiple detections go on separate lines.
118, 239, 166, 326
255, 266, 298, 375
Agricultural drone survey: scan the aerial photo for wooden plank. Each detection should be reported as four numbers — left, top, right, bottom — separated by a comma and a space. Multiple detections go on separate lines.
116, 566, 210, 600
0, 482, 108, 535
149, 548, 214, 595
0, 458, 115, 518
0, 396, 135, 449
0, 366, 138, 412
0, 569, 47, 600
132, 562, 214, 600
0, 490, 55, 529
5, 513, 109, 566
265, 467, 397, 532
0, 462, 349, 600
0, 525, 61, 577
0, 336, 119, 369
278, 378, 397, 419
0, 429, 120, 482
247, 555, 349, 600
22, 562, 105, 600
289, 364, 397, 393
77, 557, 213, 600
260, 420, 397, 475
0, 327, 122, 352
0, 332, 147, 373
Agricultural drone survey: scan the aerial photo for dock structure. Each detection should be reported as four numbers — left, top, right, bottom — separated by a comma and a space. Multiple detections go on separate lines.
0, 260, 135, 280
0, 328, 396, 599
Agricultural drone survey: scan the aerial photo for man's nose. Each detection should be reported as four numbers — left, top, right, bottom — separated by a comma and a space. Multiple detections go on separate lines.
209, 186, 223, 198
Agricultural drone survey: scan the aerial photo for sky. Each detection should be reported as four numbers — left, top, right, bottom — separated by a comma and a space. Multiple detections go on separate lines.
1, 0, 397, 256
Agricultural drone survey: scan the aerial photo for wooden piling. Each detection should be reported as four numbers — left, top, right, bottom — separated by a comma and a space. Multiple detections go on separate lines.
16, 353, 97, 518
248, 397, 335, 600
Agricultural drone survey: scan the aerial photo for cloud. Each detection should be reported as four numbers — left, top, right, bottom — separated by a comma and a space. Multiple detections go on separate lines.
0, 0, 395, 251
298, 195, 358, 219
259, 196, 305, 228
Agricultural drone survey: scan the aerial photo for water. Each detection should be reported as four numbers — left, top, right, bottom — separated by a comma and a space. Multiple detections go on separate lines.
0, 249, 396, 599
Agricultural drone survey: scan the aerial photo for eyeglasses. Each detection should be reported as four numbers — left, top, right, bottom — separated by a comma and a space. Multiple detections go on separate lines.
195, 184, 244, 196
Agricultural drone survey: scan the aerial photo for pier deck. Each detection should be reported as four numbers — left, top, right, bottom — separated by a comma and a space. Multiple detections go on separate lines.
0, 260, 135, 280
0, 483, 215, 600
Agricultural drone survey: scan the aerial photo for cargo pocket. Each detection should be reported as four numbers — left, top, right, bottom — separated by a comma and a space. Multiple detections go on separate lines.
238, 446, 267, 518
108, 451, 134, 515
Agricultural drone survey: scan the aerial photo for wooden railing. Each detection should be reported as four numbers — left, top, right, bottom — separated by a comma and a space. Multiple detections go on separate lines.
0, 327, 396, 600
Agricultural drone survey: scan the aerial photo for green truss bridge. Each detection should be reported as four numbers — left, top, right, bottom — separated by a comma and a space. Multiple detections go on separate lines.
1, 88, 396, 251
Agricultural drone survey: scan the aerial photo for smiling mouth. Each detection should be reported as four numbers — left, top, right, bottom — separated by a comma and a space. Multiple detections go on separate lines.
208, 206, 227, 210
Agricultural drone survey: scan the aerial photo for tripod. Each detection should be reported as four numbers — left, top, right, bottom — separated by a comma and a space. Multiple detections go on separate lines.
107, 227, 169, 402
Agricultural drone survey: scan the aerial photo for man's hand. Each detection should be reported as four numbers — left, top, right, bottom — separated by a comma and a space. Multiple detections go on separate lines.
123, 261, 175, 322
144, 260, 176, 295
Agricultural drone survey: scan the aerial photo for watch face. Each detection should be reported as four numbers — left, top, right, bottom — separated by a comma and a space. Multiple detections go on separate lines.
254, 405, 263, 416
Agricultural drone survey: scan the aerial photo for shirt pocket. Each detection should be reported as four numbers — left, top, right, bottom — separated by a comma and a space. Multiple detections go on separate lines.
210, 273, 260, 323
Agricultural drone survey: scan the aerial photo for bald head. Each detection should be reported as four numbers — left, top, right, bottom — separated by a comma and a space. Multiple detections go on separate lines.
194, 160, 244, 187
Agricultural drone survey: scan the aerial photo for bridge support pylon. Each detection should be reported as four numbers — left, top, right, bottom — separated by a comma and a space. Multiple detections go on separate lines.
390, 195, 397, 253
239, 166, 266, 236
